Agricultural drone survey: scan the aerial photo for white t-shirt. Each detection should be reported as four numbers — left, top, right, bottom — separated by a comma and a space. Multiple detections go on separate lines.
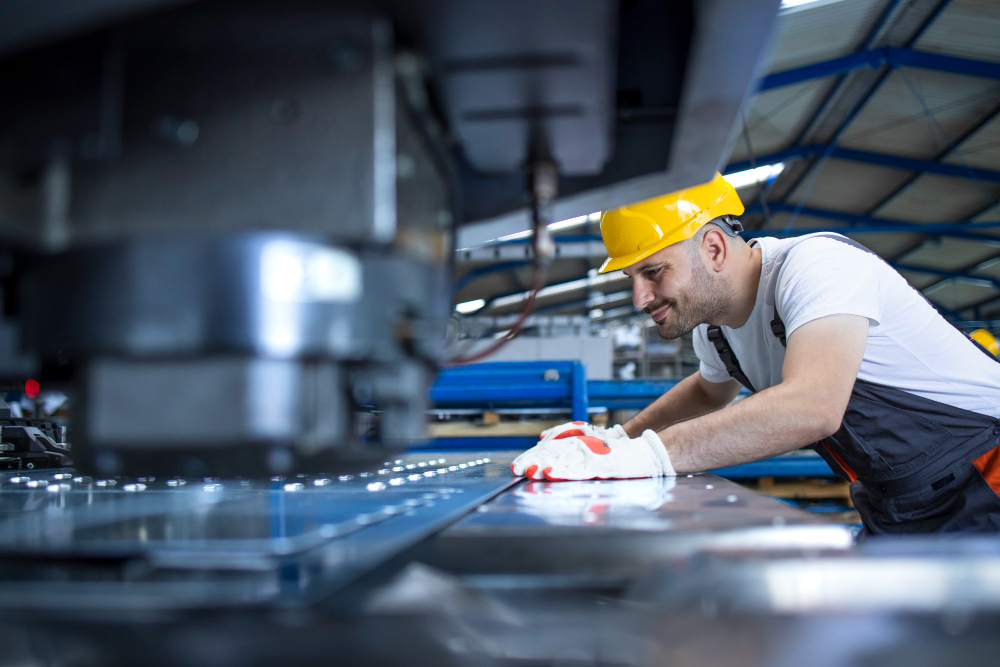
692, 233, 1000, 418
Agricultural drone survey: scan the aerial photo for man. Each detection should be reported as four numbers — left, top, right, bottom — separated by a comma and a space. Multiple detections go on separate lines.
512, 173, 1000, 536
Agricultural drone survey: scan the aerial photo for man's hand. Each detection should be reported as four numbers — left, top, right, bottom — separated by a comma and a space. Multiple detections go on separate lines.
511, 430, 675, 481
539, 421, 627, 441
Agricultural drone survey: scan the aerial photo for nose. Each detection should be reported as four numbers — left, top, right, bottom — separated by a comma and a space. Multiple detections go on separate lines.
632, 276, 654, 310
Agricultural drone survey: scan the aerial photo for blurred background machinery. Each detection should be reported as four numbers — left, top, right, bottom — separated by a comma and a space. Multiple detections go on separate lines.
0, 0, 778, 477
3, 1, 1000, 665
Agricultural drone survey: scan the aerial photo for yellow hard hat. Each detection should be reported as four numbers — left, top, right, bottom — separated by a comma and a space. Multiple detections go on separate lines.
598, 173, 744, 273
971, 329, 999, 356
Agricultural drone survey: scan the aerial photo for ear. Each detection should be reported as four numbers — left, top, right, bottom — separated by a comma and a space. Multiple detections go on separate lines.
701, 228, 729, 273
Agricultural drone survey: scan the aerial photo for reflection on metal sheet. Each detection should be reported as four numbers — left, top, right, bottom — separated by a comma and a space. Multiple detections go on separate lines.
0, 453, 514, 609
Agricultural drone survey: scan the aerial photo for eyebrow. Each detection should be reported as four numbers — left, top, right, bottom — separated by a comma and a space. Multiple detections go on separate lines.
624, 261, 668, 278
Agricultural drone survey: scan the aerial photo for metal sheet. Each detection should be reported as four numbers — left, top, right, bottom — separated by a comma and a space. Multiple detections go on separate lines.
0, 452, 515, 610
429, 469, 854, 576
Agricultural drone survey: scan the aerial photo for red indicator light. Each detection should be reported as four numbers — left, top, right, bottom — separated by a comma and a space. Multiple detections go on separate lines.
24, 379, 40, 399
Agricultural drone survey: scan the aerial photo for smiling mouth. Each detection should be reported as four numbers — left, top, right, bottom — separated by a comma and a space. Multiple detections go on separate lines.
650, 305, 670, 322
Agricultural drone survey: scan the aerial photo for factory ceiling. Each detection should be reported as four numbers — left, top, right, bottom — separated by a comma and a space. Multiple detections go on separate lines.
453, 0, 1000, 336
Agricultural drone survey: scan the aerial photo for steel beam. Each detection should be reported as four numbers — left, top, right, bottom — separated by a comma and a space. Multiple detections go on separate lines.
863, 101, 1000, 217
888, 197, 1000, 288
726, 144, 1000, 184
778, 0, 905, 150
758, 47, 1000, 92
742, 203, 1000, 243
771, 0, 953, 221
892, 263, 1000, 290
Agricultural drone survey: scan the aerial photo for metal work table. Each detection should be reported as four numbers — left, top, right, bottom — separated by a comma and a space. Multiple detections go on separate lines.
1, 453, 1000, 666
426, 465, 853, 579
0, 453, 515, 610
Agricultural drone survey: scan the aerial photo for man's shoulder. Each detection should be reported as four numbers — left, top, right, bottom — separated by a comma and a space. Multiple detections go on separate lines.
772, 234, 879, 277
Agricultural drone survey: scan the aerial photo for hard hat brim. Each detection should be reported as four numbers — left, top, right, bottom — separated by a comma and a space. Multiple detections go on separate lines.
599, 246, 662, 273
597, 217, 706, 273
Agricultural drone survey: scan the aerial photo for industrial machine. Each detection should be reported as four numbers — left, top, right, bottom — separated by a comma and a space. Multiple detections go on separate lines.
0, 0, 778, 477
7, 2, 998, 666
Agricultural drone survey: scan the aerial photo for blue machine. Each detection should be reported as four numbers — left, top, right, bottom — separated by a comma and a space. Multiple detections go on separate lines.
423, 361, 836, 478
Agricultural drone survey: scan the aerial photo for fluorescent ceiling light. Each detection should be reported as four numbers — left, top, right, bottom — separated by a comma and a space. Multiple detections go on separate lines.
587, 289, 632, 307
455, 298, 485, 314
489, 272, 625, 309
780, 0, 848, 12
594, 305, 636, 320
488, 212, 601, 244
494, 229, 534, 242
723, 162, 785, 190
549, 211, 601, 232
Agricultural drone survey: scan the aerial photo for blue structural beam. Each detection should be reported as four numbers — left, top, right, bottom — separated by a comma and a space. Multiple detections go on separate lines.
726, 144, 1000, 184
743, 203, 1000, 243
490, 215, 1000, 247
760, 49, 888, 91
758, 46, 1000, 92
892, 263, 1000, 290
768, 0, 952, 225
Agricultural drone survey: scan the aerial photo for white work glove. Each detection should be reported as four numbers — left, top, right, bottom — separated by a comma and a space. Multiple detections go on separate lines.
511, 429, 675, 481
513, 477, 677, 526
539, 420, 628, 441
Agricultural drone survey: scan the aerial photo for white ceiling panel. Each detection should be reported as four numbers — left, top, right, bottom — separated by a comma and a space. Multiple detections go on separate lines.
732, 80, 834, 161
913, 0, 1000, 62
972, 256, 1000, 280
785, 158, 915, 213
845, 231, 920, 258
767, 0, 891, 71
837, 69, 1000, 158
897, 269, 943, 290
923, 277, 999, 309
971, 202, 1000, 222
875, 174, 1000, 221
895, 236, 1000, 269
947, 111, 1000, 171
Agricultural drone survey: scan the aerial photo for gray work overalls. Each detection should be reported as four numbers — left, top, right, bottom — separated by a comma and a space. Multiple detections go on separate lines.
706, 236, 1000, 538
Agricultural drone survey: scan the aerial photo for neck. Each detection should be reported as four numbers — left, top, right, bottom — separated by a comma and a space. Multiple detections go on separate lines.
721, 242, 762, 328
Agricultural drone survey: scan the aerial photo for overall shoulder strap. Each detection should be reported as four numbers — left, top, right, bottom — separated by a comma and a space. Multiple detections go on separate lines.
771, 305, 786, 347
766, 232, 865, 349
706, 326, 756, 393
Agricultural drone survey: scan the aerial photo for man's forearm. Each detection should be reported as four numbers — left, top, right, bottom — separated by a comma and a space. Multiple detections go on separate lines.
661, 382, 838, 473
624, 372, 735, 437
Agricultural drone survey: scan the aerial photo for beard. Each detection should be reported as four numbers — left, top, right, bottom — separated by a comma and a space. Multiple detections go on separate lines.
647, 259, 733, 340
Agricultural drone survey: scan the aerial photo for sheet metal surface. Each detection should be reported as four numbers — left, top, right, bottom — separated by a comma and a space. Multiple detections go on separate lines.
0, 452, 515, 610
428, 466, 854, 576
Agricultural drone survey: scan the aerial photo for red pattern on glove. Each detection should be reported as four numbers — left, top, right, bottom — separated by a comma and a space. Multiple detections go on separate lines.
578, 435, 611, 455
